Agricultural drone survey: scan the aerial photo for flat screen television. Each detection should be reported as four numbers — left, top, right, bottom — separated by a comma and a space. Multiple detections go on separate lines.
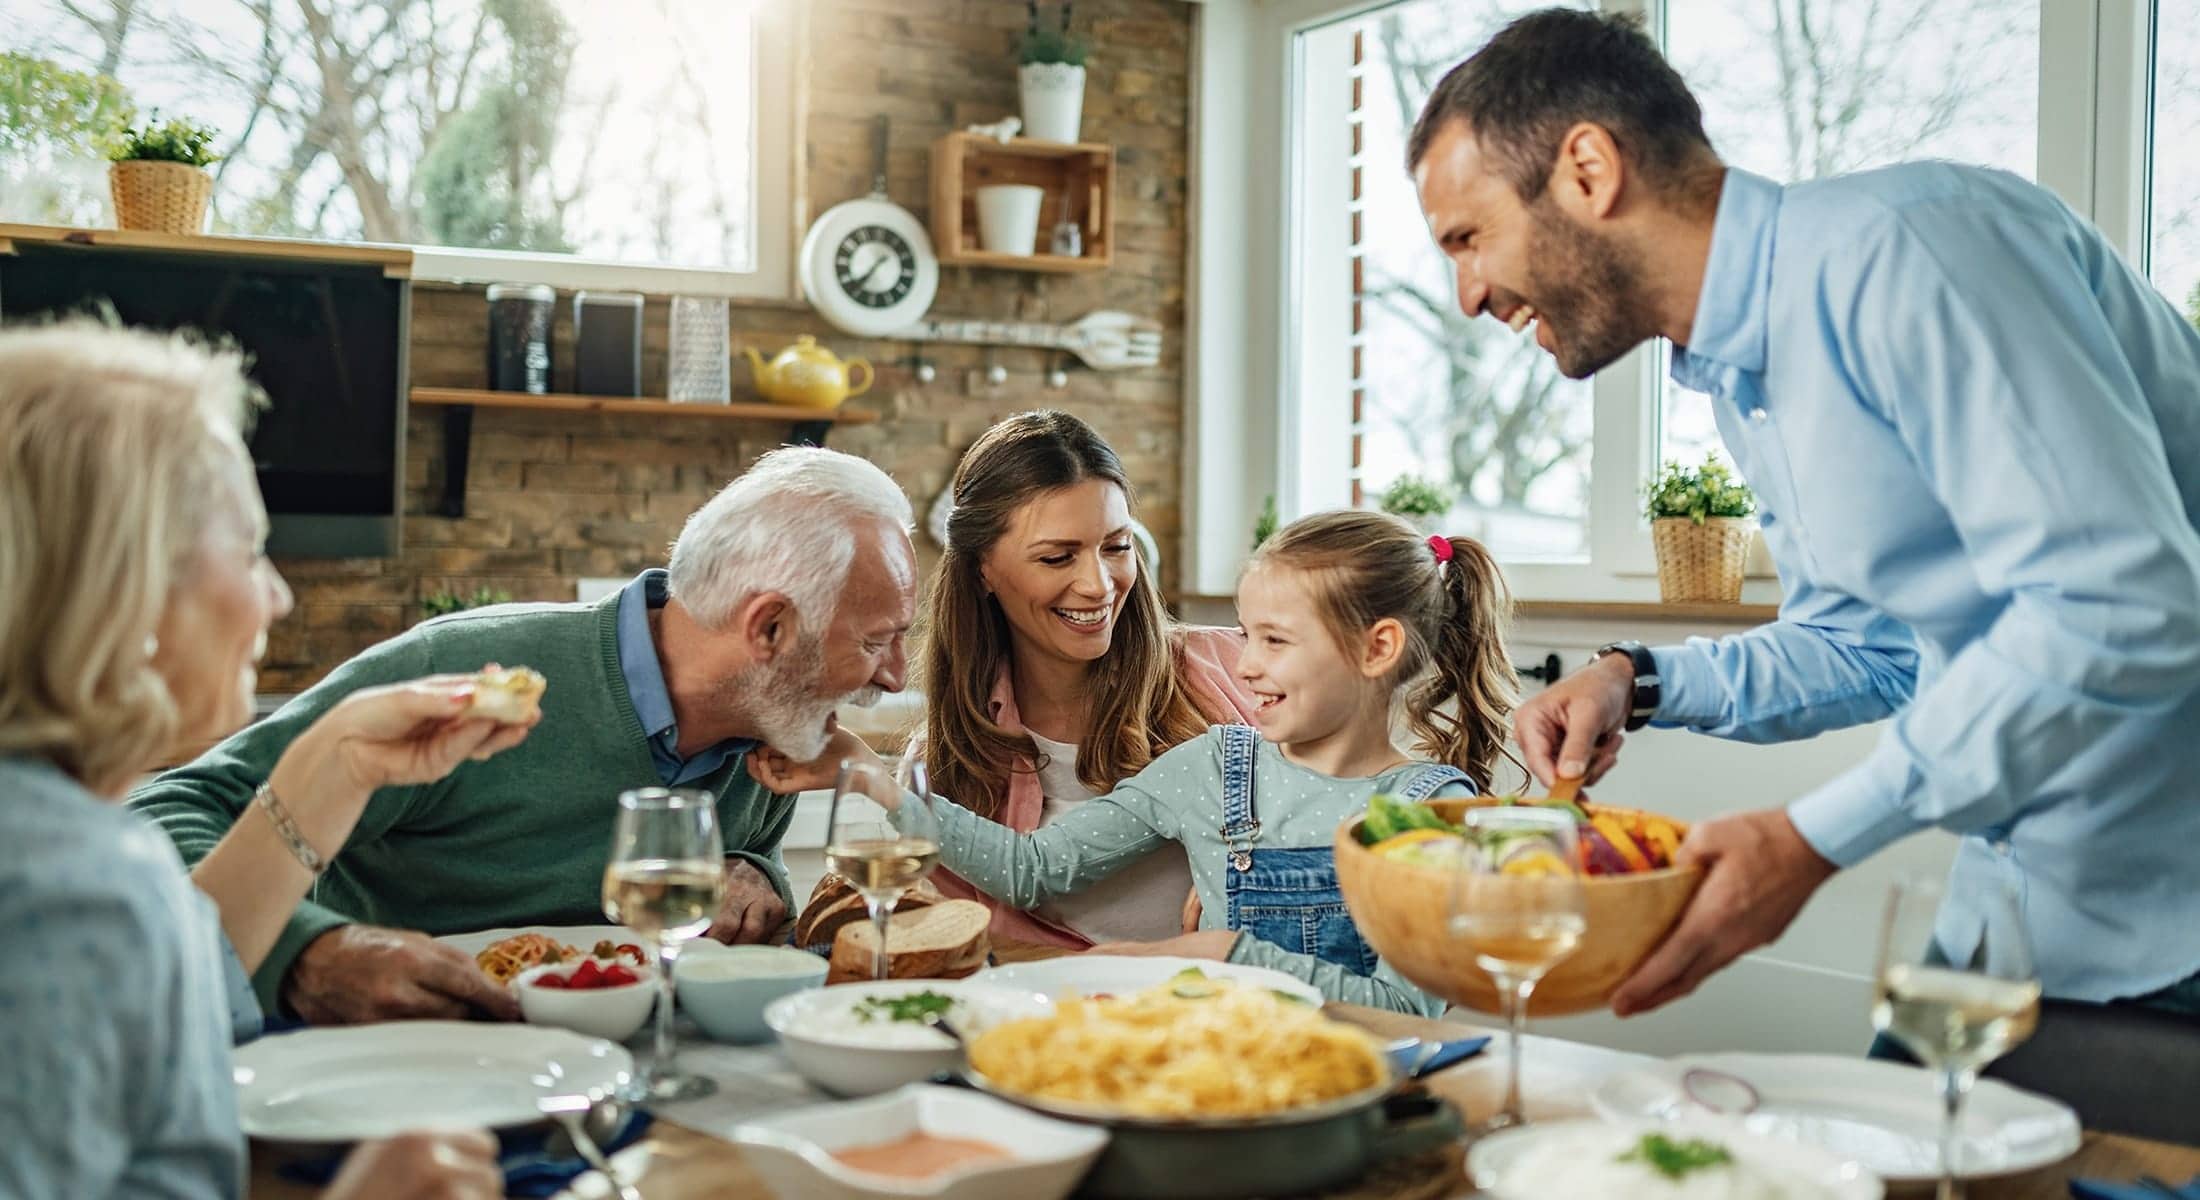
0, 240, 409, 557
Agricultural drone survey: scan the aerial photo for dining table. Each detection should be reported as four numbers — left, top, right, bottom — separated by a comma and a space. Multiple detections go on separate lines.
247, 940, 2200, 1199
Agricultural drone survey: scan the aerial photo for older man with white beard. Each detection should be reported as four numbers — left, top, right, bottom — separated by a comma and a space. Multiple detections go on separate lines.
131, 447, 917, 1025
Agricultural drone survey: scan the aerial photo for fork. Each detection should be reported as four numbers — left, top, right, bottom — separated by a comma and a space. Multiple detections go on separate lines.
539, 1093, 642, 1200
892, 311, 1163, 371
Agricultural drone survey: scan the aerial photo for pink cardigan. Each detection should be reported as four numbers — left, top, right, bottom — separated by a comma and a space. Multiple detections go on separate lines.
916, 626, 1260, 949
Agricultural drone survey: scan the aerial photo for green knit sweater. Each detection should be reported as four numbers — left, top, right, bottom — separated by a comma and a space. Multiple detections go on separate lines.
127, 596, 795, 1013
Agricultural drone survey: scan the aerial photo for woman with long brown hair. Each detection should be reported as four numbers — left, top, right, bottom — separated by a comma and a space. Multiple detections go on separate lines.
912, 411, 1257, 948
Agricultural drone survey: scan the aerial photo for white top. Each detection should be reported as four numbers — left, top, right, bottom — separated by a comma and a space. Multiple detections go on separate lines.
1026, 730, 1194, 945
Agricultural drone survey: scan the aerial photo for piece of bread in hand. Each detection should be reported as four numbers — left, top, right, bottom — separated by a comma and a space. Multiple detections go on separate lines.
466, 665, 546, 722
796, 872, 943, 954
827, 898, 991, 984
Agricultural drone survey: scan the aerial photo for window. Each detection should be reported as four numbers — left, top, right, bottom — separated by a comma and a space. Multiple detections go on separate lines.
1, 0, 795, 296
2154, 2, 2200, 323
1660, 1, 2042, 470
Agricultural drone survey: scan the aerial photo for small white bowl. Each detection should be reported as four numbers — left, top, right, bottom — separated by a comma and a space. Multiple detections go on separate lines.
731, 1083, 1109, 1200
676, 944, 828, 1043
514, 960, 656, 1042
763, 980, 1053, 1097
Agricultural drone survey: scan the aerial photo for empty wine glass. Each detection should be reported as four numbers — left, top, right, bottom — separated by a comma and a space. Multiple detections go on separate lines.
1448, 805, 1588, 1134
824, 753, 940, 980
602, 787, 725, 1102
1872, 877, 2038, 1200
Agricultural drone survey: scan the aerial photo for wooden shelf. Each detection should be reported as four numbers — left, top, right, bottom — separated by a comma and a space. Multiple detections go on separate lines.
409, 388, 876, 518
0, 221, 412, 277
409, 387, 878, 425
930, 133, 1113, 271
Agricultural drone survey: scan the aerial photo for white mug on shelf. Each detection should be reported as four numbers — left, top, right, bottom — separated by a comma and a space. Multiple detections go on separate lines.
976, 184, 1045, 256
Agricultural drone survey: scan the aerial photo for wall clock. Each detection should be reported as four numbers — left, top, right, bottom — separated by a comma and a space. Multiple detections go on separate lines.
799, 116, 939, 338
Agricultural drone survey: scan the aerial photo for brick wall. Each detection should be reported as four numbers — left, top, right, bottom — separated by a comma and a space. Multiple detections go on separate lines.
264, 0, 1193, 693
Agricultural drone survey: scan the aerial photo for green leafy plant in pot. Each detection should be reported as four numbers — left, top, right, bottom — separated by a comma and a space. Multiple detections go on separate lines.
1643, 454, 1757, 603
1377, 473, 1455, 534
107, 113, 221, 235
1018, 1, 1089, 143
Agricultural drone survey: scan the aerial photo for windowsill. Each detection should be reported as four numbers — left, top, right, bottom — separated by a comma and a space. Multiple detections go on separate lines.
409, 276, 807, 310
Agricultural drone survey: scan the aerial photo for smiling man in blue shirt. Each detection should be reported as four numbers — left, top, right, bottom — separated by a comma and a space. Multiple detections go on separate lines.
1412, 9, 2200, 1024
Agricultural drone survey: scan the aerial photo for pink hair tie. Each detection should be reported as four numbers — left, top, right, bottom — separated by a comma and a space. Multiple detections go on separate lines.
1428, 534, 1454, 564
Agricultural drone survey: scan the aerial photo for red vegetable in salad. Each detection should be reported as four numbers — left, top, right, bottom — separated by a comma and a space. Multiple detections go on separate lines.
530, 957, 644, 990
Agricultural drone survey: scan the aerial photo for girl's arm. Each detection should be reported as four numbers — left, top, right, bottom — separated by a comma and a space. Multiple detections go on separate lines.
908, 785, 1177, 909
1226, 937, 1448, 1017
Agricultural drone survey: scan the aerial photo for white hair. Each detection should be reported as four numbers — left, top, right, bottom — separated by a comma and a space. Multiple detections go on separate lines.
667, 446, 913, 633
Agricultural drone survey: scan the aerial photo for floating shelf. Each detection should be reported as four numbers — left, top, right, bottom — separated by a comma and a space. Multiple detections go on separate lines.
930, 133, 1113, 272
409, 388, 877, 517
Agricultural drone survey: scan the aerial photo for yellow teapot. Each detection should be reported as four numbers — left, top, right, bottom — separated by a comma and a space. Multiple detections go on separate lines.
742, 335, 873, 410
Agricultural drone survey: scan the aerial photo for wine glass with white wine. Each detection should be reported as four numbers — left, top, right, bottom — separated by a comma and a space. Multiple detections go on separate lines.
1872, 877, 2038, 1200
603, 787, 726, 1102
824, 753, 940, 980
1448, 805, 1588, 1135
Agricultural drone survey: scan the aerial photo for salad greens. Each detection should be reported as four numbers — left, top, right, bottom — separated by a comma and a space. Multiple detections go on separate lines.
1619, 1132, 1735, 1180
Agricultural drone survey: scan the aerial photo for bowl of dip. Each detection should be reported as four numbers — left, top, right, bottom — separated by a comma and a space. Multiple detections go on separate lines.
676, 944, 829, 1043
764, 980, 1054, 1097
730, 1083, 1109, 1200
1469, 1117, 1883, 1200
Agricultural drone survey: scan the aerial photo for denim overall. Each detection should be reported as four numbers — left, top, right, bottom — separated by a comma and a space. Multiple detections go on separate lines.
1218, 725, 1469, 976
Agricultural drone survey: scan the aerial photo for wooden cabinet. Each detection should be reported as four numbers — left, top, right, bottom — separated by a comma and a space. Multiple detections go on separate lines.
929, 132, 1113, 272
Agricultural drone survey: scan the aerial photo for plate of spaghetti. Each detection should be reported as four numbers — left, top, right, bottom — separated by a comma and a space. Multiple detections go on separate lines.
440, 925, 647, 987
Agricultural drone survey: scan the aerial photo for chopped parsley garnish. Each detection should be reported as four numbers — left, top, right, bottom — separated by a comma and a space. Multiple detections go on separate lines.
1620, 1132, 1734, 1179
852, 991, 956, 1024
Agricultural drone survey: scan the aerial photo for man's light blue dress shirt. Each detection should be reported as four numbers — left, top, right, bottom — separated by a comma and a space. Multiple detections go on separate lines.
616, 568, 755, 787
1658, 165, 2200, 1001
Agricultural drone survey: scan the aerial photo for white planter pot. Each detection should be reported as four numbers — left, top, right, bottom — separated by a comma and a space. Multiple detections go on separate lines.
975, 184, 1046, 255
1019, 62, 1087, 144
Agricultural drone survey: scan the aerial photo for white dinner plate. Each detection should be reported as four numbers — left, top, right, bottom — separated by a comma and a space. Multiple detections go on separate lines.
1590, 1053, 2082, 1185
1470, 1116, 1883, 1200
233, 1021, 632, 1142
969, 954, 1325, 1006
436, 924, 640, 960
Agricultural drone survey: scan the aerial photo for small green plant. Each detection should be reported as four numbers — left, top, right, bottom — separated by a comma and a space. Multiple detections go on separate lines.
1019, 1, 1089, 66
1251, 493, 1279, 551
420, 587, 513, 619
107, 113, 220, 167
1643, 454, 1755, 525
1377, 473, 1454, 520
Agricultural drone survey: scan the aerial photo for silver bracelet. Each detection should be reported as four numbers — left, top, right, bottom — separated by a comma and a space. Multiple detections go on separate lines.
254, 781, 328, 877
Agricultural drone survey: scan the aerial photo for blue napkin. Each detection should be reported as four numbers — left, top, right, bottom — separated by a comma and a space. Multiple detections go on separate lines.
1389, 1036, 1491, 1078
276, 1110, 654, 1197
2069, 1174, 2200, 1200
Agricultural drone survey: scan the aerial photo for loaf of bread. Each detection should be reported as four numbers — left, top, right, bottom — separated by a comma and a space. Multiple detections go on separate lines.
826, 899, 992, 985
795, 872, 942, 954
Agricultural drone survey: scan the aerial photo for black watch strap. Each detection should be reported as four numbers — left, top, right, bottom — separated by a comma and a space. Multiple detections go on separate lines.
1596, 641, 1661, 732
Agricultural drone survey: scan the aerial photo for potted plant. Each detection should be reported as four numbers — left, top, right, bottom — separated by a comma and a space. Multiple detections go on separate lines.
1378, 473, 1455, 533
1643, 454, 1757, 603
107, 114, 220, 235
1018, 1, 1088, 144
420, 587, 513, 620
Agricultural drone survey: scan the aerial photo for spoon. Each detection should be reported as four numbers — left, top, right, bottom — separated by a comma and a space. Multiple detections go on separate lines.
539, 1093, 641, 1200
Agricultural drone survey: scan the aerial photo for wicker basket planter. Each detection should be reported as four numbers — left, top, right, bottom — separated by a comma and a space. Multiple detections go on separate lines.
110, 160, 214, 235
1651, 516, 1753, 603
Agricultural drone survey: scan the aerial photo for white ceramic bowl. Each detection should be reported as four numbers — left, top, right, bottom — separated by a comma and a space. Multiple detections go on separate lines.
731, 1083, 1109, 1200
677, 944, 829, 1043
1469, 1116, 1883, 1200
764, 980, 1054, 1097
514, 960, 656, 1042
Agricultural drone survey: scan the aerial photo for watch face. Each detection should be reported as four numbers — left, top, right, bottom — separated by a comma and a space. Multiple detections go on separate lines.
833, 226, 917, 309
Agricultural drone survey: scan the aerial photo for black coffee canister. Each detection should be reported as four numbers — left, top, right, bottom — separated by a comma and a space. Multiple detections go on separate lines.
574, 291, 643, 397
486, 283, 555, 394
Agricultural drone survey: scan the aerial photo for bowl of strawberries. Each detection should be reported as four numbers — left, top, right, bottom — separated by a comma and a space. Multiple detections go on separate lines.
514, 953, 657, 1042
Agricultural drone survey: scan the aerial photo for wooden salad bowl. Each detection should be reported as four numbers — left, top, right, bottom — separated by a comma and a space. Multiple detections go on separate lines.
1334, 797, 1702, 1016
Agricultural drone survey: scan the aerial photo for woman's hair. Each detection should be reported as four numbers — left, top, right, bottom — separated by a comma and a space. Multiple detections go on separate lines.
0, 321, 260, 792
668, 445, 914, 636
918, 411, 1208, 819
1249, 510, 1520, 791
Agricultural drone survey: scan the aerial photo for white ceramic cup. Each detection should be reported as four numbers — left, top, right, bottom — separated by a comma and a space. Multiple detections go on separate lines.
976, 184, 1046, 256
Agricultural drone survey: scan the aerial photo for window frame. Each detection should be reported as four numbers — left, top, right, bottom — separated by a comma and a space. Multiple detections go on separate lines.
1186, 0, 2158, 602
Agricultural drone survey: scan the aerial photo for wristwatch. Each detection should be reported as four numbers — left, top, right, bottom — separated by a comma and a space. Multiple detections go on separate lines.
1594, 641, 1661, 732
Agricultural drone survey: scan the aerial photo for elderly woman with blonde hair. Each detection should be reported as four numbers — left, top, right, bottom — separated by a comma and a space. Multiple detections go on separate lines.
0, 322, 535, 1199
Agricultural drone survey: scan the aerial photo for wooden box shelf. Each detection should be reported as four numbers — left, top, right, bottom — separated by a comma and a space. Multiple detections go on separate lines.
929, 132, 1113, 273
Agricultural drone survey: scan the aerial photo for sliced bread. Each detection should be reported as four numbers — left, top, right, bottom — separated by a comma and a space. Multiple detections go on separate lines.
795, 873, 943, 954
827, 898, 992, 984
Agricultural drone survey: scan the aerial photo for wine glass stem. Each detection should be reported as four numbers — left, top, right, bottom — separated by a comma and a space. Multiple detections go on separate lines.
867, 897, 892, 981
1502, 974, 1533, 1125
653, 936, 683, 1079
1937, 1068, 1966, 1200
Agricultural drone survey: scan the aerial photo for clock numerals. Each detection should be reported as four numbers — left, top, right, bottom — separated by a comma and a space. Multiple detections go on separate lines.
834, 226, 919, 309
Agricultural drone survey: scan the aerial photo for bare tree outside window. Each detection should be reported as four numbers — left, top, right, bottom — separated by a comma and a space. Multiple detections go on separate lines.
0, 0, 758, 271
2152, 5, 2200, 329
